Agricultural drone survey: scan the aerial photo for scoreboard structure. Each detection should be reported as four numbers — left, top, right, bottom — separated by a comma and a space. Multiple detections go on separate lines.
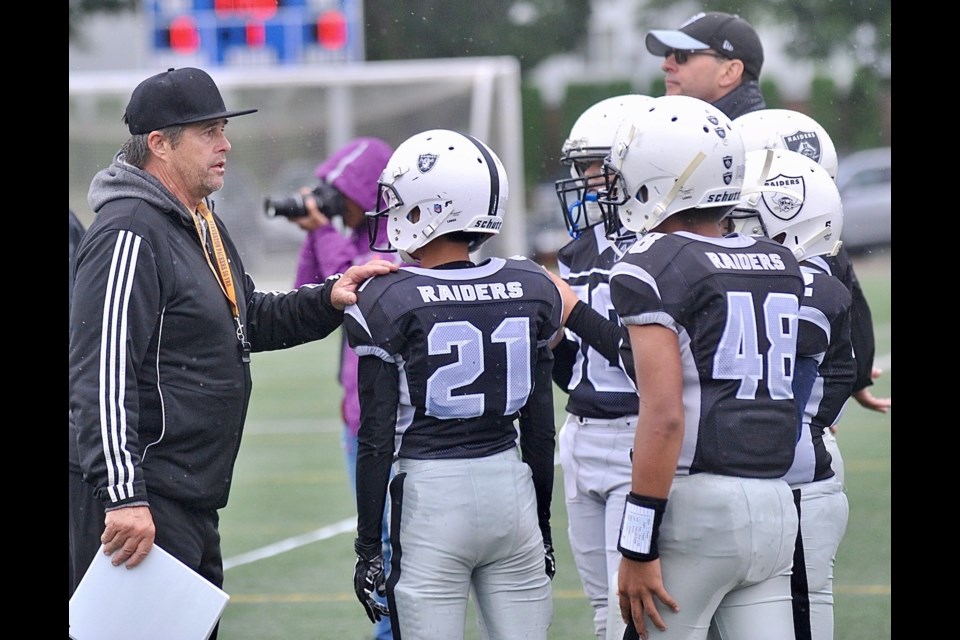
149, 0, 364, 66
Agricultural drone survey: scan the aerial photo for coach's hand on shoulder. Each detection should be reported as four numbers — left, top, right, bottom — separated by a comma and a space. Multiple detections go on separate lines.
330, 259, 399, 310
353, 537, 389, 623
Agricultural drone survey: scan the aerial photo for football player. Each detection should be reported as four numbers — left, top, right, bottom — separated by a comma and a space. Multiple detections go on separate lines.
344, 129, 562, 639
549, 94, 655, 640
734, 108, 891, 450
725, 148, 855, 640
603, 95, 803, 639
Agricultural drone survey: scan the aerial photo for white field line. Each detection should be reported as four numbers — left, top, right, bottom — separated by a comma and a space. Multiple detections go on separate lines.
223, 517, 356, 570
225, 346, 891, 571
223, 452, 564, 572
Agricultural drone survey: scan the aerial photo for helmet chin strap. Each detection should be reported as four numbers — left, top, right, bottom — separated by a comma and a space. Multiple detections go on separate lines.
793, 237, 843, 261
740, 148, 775, 208
639, 151, 706, 233
401, 202, 456, 260
420, 210, 450, 240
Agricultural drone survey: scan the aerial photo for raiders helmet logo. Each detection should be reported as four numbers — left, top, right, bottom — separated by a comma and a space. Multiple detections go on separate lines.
723, 171, 733, 185
418, 154, 438, 173
761, 173, 806, 221
722, 155, 733, 169
782, 131, 822, 164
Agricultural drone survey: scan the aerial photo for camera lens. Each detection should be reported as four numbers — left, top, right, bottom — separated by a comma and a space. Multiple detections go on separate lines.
263, 195, 308, 219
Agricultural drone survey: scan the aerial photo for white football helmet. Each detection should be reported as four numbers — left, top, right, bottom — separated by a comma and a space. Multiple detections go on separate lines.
734, 108, 838, 181
368, 129, 508, 263
598, 94, 745, 237
555, 94, 654, 238
729, 148, 843, 260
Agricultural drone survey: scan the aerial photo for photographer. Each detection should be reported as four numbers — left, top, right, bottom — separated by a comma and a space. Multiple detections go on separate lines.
281, 136, 399, 640
279, 137, 396, 282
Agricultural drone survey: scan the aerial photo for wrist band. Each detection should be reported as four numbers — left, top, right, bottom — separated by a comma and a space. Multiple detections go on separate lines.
617, 492, 668, 562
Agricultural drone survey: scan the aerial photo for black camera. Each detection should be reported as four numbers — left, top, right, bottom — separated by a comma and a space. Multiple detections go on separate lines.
263, 182, 346, 219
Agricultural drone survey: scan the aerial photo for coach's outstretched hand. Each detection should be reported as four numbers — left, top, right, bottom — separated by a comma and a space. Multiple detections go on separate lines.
353, 537, 389, 623
852, 367, 891, 414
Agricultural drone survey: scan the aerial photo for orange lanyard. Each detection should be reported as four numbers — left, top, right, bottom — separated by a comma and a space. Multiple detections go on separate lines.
194, 201, 250, 359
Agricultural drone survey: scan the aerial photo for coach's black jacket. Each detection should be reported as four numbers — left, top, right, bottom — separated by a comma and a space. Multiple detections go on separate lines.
70, 152, 344, 511
714, 79, 766, 120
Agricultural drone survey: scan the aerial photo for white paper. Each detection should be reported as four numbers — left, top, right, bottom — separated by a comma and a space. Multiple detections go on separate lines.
69, 544, 230, 640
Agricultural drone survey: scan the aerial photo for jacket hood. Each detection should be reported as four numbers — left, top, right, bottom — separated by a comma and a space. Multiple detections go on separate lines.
87, 151, 192, 223
315, 137, 393, 212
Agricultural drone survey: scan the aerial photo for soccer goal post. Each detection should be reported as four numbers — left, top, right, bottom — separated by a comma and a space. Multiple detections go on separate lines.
69, 57, 527, 288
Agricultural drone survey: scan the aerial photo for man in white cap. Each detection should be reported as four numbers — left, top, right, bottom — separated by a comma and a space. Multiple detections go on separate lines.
646, 11, 766, 119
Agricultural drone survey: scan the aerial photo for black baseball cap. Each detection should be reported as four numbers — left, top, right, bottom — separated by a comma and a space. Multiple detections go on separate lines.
646, 12, 764, 80
124, 67, 258, 135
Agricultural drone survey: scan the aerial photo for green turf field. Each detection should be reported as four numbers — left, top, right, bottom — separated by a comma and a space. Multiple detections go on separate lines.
217, 253, 891, 639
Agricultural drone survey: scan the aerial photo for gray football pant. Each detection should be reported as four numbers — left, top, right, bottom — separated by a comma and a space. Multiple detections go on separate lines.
626, 473, 798, 640
389, 448, 553, 640
789, 477, 849, 640
558, 413, 636, 640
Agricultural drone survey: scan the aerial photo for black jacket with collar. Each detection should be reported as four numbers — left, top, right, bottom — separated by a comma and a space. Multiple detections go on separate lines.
713, 80, 766, 120
70, 153, 344, 510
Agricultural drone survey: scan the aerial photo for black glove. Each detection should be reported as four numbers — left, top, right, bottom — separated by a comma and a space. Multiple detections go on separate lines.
543, 542, 556, 580
353, 537, 389, 623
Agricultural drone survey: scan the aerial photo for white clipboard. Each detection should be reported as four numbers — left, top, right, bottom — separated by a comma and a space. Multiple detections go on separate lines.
69, 544, 230, 640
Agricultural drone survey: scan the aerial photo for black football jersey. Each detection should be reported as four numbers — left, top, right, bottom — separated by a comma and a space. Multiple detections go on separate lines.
806, 245, 875, 392
609, 231, 804, 479
344, 256, 563, 460
785, 265, 856, 485
555, 224, 639, 418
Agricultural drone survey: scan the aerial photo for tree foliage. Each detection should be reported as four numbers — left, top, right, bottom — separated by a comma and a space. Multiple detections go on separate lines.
642, 0, 890, 71
69, 0, 138, 45
363, 0, 592, 72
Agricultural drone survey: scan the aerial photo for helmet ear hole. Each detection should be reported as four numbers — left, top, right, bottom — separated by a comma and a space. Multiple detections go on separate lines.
406, 206, 421, 224
636, 185, 649, 204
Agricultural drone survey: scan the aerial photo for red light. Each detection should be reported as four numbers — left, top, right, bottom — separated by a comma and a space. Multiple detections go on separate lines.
316, 10, 347, 50
214, 0, 278, 20
169, 15, 200, 54
245, 21, 266, 47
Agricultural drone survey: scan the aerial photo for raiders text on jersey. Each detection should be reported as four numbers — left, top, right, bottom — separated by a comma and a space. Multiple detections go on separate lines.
706, 251, 787, 271
416, 281, 524, 303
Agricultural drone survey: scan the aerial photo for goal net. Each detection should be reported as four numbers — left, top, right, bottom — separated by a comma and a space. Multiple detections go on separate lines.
69, 58, 527, 289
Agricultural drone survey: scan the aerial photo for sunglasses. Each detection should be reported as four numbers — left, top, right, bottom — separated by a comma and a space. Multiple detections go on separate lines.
665, 49, 729, 64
